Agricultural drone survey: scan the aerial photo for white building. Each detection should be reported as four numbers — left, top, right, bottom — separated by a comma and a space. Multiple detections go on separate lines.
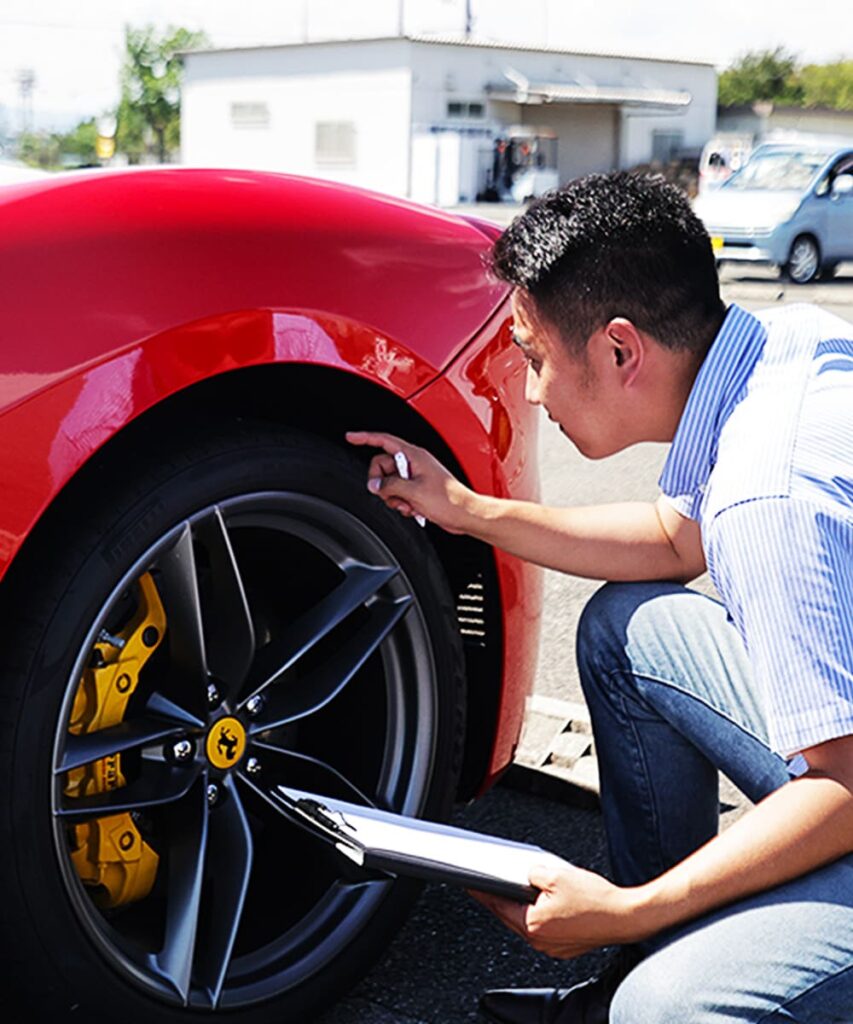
181, 35, 716, 205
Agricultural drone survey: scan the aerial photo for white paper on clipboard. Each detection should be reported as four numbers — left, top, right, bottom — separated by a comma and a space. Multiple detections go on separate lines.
273, 786, 568, 903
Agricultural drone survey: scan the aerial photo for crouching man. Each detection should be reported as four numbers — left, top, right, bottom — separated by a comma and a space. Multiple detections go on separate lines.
348, 171, 853, 1024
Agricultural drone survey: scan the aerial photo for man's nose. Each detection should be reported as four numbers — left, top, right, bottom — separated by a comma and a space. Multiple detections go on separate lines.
524, 365, 540, 405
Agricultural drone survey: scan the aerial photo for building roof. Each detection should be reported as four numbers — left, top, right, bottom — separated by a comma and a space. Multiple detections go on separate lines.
180, 33, 715, 69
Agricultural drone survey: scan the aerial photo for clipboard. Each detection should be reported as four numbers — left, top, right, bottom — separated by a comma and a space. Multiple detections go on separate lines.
273, 786, 568, 904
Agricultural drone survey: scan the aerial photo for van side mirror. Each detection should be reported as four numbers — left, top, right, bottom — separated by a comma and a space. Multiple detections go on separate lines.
832, 173, 853, 197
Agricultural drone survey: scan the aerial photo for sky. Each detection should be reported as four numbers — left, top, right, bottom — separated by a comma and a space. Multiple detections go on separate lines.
0, 0, 850, 136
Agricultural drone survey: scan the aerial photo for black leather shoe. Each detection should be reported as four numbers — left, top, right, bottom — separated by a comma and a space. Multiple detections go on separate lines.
479, 951, 639, 1024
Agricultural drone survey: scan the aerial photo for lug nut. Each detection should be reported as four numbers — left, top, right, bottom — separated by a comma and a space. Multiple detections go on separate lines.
245, 694, 265, 717
207, 783, 220, 806
171, 738, 193, 762
207, 683, 221, 707
245, 757, 261, 776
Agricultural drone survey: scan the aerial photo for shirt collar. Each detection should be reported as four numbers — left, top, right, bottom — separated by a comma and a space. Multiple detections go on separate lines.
659, 304, 767, 499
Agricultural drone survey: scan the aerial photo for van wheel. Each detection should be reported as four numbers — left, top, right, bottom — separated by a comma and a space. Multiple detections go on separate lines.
783, 236, 820, 284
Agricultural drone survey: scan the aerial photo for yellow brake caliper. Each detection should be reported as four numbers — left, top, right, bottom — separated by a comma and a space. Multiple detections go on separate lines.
66, 572, 165, 908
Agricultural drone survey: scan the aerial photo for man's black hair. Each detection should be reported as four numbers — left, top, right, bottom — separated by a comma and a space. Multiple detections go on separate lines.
490, 171, 725, 356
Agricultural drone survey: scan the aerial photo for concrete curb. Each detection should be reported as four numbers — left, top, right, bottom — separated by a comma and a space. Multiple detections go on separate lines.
499, 695, 601, 809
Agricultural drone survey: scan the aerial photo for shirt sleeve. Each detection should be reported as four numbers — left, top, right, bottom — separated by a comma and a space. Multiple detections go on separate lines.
709, 496, 853, 758
659, 490, 701, 521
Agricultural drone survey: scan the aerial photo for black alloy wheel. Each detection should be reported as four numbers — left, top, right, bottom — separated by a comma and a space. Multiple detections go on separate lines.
0, 425, 465, 1023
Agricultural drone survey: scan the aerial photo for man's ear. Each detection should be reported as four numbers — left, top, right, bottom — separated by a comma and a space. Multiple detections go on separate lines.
605, 318, 644, 383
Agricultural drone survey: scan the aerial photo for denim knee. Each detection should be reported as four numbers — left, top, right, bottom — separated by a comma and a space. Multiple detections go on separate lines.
576, 581, 683, 690
610, 955, 699, 1024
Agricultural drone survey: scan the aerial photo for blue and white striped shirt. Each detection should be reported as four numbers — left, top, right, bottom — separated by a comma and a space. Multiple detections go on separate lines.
660, 303, 853, 757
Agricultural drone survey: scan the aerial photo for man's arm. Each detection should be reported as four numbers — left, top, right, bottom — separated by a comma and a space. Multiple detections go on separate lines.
345, 432, 705, 583
477, 734, 853, 959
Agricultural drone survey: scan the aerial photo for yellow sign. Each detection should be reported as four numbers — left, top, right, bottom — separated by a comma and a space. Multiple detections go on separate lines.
711, 236, 724, 253
206, 717, 247, 770
96, 136, 115, 160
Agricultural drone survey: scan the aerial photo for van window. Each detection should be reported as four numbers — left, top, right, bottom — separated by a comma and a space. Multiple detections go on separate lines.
726, 150, 827, 191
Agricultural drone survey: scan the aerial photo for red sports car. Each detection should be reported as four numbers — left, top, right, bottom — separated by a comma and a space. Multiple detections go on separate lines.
0, 168, 541, 1023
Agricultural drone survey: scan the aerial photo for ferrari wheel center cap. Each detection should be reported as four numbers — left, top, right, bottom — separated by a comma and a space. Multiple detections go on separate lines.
206, 716, 247, 770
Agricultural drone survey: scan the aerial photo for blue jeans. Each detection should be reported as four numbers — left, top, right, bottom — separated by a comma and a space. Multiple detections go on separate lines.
577, 582, 853, 1024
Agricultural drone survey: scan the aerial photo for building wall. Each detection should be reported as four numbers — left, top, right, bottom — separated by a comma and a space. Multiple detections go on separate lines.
182, 40, 413, 197
182, 39, 718, 202
409, 40, 717, 178
523, 104, 619, 181
718, 106, 853, 142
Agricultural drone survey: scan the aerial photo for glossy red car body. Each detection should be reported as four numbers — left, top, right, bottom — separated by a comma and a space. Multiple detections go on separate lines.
0, 167, 540, 790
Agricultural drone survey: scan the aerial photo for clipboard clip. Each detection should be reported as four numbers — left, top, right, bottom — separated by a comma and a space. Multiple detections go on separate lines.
274, 786, 359, 845
273, 785, 393, 881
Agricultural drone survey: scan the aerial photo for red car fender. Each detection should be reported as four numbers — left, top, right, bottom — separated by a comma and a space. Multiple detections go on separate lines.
0, 306, 440, 581
411, 305, 543, 788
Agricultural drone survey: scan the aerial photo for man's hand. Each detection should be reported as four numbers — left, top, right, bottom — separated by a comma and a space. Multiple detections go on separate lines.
471, 862, 643, 960
345, 431, 477, 534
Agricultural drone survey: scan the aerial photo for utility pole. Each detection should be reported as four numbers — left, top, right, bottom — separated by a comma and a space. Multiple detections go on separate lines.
16, 68, 35, 135
465, 0, 473, 37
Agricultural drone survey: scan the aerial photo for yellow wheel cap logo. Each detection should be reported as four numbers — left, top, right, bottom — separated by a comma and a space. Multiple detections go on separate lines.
206, 717, 246, 769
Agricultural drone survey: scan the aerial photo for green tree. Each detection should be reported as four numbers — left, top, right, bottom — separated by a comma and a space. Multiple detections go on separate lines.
718, 47, 804, 107
799, 60, 853, 110
116, 24, 208, 164
17, 130, 61, 169
61, 117, 99, 165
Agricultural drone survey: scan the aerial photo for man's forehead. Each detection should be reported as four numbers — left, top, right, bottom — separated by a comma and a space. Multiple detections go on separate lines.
510, 288, 556, 345
510, 288, 540, 332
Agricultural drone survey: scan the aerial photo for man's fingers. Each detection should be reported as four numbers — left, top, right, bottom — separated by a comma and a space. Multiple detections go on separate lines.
528, 861, 567, 891
346, 431, 410, 458
468, 889, 531, 938
369, 454, 397, 477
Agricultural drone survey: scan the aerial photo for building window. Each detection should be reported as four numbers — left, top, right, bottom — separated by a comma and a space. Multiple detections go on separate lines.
230, 102, 270, 129
652, 130, 684, 163
315, 121, 357, 166
447, 101, 485, 120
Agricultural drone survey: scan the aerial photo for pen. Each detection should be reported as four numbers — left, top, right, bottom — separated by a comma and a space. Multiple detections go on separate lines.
393, 451, 426, 527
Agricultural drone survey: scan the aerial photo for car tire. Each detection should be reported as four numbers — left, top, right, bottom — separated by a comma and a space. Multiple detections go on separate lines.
783, 235, 821, 284
0, 422, 466, 1024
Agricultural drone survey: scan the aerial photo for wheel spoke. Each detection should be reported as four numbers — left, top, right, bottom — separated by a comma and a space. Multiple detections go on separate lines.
194, 508, 255, 705
148, 777, 210, 1005
145, 690, 206, 729
248, 595, 412, 730
246, 739, 378, 808
154, 524, 208, 695
57, 717, 187, 774
239, 563, 399, 710
194, 775, 254, 1008
56, 761, 201, 821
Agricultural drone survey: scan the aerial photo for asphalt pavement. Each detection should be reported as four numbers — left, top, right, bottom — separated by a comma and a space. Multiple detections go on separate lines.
318, 226, 853, 1024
